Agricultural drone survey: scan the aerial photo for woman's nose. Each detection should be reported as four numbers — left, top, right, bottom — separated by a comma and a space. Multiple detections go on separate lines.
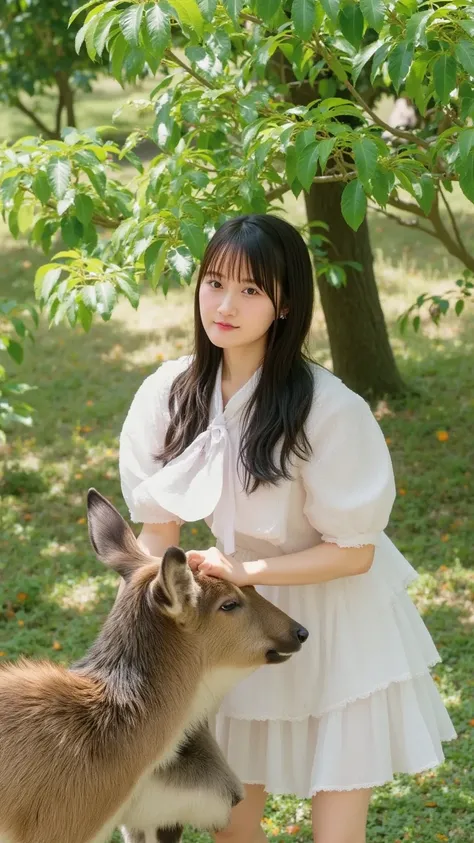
218, 293, 237, 313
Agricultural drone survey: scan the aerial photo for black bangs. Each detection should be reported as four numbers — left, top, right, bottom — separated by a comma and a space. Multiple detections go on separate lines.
157, 214, 316, 492
199, 217, 287, 308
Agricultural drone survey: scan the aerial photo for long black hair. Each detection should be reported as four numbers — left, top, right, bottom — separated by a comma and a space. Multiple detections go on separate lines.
157, 214, 316, 492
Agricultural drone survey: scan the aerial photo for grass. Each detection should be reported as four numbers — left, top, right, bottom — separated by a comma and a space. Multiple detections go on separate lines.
1, 79, 474, 843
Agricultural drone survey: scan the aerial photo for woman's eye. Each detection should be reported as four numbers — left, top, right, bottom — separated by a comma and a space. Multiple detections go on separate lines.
243, 287, 259, 296
208, 279, 222, 289
220, 600, 240, 612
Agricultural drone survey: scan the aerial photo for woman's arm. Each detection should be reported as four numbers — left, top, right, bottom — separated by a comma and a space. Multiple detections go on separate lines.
242, 542, 375, 586
137, 521, 181, 557
187, 542, 375, 587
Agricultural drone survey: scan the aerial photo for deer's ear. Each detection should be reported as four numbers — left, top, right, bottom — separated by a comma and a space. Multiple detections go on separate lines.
152, 546, 200, 617
87, 489, 148, 580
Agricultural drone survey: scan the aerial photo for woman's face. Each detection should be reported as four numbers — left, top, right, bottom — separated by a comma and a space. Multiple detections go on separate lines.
198, 252, 280, 353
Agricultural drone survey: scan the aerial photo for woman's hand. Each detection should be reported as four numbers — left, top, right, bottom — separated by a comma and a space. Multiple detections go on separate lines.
186, 547, 250, 587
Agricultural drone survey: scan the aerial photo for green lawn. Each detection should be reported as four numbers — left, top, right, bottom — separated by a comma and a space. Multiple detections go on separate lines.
1, 80, 473, 843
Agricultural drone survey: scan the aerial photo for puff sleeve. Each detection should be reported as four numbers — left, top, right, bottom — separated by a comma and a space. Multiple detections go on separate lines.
301, 382, 396, 548
119, 359, 188, 524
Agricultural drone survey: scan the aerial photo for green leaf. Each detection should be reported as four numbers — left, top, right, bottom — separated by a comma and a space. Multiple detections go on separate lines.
292, 0, 316, 41
285, 144, 297, 186
459, 128, 474, 162
387, 41, 413, 92
321, 0, 340, 24
95, 280, 117, 320
110, 32, 128, 83
370, 42, 390, 84
57, 189, 76, 216
81, 285, 97, 309
433, 54, 457, 105
180, 221, 207, 260
198, 0, 218, 21
119, 4, 144, 46
6, 340, 23, 365
143, 5, 170, 60
34, 264, 63, 303
405, 11, 431, 48
455, 40, 474, 77
17, 203, 34, 235
61, 216, 83, 248
32, 170, 51, 204
75, 193, 94, 226
370, 167, 393, 206
359, 0, 385, 33
255, 0, 281, 24
353, 138, 378, 187
459, 82, 474, 121
144, 239, 167, 290
338, 4, 364, 50
94, 11, 118, 56
457, 152, 474, 204
169, 245, 193, 280
352, 39, 384, 84
341, 179, 367, 231
318, 137, 336, 172
296, 142, 319, 191
455, 299, 464, 317
460, 20, 474, 37
416, 173, 435, 215
116, 274, 140, 308
78, 300, 93, 332
47, 158, 72, 200
169, 0, 205, 34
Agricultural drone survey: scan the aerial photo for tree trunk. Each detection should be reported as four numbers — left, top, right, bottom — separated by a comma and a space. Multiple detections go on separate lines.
304, 181, 405, 398
283, 61, 406, 398
55, 71, 77, 131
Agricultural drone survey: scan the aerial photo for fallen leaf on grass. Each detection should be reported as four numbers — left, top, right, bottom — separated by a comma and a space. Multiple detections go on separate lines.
436, 430, 449, 442
52, 641, 62, 651
424, 801, 437, 807
285, 825, 300, 835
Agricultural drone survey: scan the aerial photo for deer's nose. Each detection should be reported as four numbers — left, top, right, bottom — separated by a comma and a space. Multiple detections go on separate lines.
295, 625, 309, 643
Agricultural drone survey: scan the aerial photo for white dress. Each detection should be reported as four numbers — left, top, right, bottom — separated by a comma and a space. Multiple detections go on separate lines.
119, 355, 456, 797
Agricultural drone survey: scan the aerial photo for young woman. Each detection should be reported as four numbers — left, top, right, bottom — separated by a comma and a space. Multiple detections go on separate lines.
119, 214, 456, 843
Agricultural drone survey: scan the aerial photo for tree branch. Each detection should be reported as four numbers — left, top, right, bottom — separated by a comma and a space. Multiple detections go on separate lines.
387, 195, 426, 218
11, 96, 55, 139
439, 184, 467, 255
428, 194, 474, 272
266, 172, 352, 202
164, 49, 215, 90
368, 204, 437, 239
313, 37, 430, 150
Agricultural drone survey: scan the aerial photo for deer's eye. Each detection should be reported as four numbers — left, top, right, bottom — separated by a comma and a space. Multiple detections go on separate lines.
219, 600, 240, 612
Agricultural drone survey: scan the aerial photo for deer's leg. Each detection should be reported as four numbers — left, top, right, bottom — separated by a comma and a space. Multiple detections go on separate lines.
156, 826, 183, 843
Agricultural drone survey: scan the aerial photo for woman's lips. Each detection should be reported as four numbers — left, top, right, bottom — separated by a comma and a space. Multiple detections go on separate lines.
215, 322, 238, 331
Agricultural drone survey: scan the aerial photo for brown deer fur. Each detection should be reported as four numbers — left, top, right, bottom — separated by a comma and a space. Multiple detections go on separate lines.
0, 490, 308, 843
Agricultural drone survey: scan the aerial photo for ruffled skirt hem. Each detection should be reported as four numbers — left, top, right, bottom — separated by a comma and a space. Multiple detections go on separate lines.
211, 673, 457, 798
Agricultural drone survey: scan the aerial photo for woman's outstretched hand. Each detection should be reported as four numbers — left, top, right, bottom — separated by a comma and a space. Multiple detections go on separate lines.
186, 546, 249, 587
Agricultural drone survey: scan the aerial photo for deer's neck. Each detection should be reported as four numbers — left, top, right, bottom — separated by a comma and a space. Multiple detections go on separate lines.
71, 601, 201, 767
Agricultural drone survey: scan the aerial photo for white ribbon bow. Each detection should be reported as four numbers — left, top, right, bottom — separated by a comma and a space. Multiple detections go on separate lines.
133, 413, 237, 554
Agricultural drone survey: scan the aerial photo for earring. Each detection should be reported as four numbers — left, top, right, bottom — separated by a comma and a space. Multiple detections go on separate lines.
279, 313, 287, 320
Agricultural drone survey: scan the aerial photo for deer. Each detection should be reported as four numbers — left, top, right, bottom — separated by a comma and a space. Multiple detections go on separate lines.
0, 489, 309, 843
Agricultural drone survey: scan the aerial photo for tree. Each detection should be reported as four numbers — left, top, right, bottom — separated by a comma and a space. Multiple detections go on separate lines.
0, 0, 99, 138
1, 0, 473, 400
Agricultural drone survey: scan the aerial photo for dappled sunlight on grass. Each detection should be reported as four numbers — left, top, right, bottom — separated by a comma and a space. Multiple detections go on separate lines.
1, 131, 474, 843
